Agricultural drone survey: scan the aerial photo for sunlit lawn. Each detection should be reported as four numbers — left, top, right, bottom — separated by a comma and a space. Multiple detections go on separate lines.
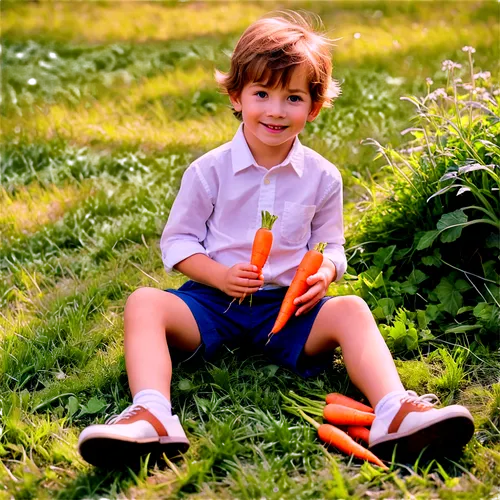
1, 1, 499, 498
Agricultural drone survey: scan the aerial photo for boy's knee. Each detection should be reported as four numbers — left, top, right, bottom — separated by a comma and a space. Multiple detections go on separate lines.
335, 295, 371, 316
125, 287, 159, 313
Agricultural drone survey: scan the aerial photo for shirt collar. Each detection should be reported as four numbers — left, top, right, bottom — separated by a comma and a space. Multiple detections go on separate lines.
231, 123, 304, 177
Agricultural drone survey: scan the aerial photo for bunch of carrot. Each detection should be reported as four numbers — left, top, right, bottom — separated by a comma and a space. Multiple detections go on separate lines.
281, 390, 388, 470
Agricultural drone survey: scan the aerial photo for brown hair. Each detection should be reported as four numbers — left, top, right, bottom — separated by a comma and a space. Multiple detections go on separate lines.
215, 10, 340, 120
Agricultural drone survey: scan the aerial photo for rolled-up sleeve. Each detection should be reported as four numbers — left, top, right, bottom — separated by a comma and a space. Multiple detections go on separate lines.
160, 163, 214, 273
309, 173, 347, 282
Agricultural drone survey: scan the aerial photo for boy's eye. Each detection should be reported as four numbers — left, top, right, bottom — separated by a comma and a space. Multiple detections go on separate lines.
288, 95, 303, 103
256, 91, 267, 98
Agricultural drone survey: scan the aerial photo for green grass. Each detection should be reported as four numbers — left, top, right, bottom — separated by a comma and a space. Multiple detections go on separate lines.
1, 1, 500, 498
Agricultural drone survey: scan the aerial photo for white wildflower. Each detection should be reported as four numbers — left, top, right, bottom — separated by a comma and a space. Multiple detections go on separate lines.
39, 60, 52, 69
442, 60, 462, 71
462, 46, 476, 54
48, 51, 58, 59
386, 76, 405, 86
427, 88, 448, 101
354, 32, 361, 39
426, 78, 433, 86
474, 71, 491, 81
454, 78, 462, 83
493, 89, 500, 96
16, 52, 25, 59
479, 90, 495, 103
463, 83, 474, 91
27, 78, 37, 85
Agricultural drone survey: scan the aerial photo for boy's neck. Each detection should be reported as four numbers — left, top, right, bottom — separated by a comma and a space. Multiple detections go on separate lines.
242, 124, 295, 170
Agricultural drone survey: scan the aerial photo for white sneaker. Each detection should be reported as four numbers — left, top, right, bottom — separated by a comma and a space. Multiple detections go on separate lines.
78, 404, 190, 468
369, 391, 474, 461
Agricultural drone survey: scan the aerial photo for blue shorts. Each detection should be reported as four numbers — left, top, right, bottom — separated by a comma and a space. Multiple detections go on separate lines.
165, 280, 335, 378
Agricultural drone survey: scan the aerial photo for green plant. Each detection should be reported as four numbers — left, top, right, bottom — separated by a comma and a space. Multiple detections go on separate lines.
428, 347, 469, 403
347, 48, 499, 354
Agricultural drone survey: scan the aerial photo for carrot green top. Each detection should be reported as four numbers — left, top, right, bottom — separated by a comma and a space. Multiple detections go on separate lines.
261, 210, 278, 230
314, 242, 327, 253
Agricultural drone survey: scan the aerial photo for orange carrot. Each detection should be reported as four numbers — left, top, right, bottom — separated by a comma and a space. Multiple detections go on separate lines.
323, 404, 375, 427
346, 426, 370, 444
268, 242, 326, 337
251, 210, 278, 274
239, 211, 278, 305
325, 393, 373, 413
318, 424, 387, 469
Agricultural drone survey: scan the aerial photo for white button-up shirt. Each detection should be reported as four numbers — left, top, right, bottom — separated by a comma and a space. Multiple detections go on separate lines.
161, 124, 347, 287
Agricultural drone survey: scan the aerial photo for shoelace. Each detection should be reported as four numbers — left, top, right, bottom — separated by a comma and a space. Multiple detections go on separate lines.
105, 404, 145, 425
402, 390, 440, 408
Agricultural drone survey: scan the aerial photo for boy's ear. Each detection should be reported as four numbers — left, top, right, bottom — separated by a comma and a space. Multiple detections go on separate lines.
229, 92, 242, 112
307, 101, 323, 122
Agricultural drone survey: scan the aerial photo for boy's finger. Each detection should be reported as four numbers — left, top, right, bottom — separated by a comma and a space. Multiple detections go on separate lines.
296, 303, 308, 316
296, 298, 317, 316
237, 263, 257, 272
239, 271, 262, 280
307, 273, 320, 284
238, 277, 263, 287
293, 293, 308, 306
296, 305, 312, 316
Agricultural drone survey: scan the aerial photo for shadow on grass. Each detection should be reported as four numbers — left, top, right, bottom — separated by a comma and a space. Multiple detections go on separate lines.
0, 143, 211, 269
0, 138, 197, 190
52, 459, 179, 500
1, 30, 240, 118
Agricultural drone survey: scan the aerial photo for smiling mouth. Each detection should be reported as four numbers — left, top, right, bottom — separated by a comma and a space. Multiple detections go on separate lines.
262, 123, 288, 130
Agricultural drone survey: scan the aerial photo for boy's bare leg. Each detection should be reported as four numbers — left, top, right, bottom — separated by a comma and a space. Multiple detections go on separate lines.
123, 287, 202, 400
304, 295, 404, 408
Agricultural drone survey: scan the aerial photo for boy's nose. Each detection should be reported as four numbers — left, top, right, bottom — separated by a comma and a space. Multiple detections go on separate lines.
266, 100, 286, 118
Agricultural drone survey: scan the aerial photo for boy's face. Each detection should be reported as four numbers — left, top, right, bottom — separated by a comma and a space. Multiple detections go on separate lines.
229, 65, 322, 158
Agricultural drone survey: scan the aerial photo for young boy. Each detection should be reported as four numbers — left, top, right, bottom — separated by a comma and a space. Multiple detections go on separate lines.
78, 11, 474, 468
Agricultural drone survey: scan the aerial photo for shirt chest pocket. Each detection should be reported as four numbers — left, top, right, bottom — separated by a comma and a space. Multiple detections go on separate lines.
281, 201, 316, 244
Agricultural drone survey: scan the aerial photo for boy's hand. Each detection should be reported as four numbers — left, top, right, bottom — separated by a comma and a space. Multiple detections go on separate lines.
220, 263, 264, 298
294, 261, 336, 316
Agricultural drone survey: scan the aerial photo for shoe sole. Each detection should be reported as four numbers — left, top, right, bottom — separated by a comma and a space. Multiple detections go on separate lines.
79, 435, 190, 468
369, 415, 474, 462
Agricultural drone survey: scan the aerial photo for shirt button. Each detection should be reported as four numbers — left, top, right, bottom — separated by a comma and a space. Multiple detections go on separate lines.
264, 178, 270, 185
